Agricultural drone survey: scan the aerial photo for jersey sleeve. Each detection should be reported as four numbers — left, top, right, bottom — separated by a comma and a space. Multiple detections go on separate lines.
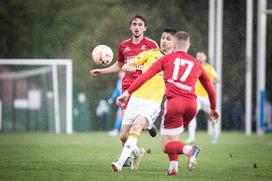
209, 66, 218, 79
127, 57, 163, 94
117, 44, 124, 63
199, 68, 217, 110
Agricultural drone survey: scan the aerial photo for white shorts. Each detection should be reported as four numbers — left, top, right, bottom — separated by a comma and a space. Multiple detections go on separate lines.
197, 96, 210, 113
122, 96, 161, 128
160, 126, 184, 136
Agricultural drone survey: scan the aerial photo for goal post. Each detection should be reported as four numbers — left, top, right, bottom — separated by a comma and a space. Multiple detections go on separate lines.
0, 59, 73, 134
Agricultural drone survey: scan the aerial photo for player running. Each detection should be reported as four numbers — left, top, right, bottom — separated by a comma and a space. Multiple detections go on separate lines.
111, 28, 176, 172
117, 31, 219, 176
186, 51, 219, 144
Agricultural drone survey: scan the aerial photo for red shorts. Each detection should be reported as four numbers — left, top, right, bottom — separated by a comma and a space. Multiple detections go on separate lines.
161, 97, 197, 131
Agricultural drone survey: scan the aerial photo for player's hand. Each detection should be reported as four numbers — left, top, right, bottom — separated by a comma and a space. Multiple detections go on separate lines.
116, 95, 128, 106
116, 91, 130, 106
122, 64, 136, 73
209, 110, 219, 122
90, 69, 102, 78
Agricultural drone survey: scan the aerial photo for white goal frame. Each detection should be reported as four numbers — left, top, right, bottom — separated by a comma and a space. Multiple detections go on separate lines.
0, 59, 73, 134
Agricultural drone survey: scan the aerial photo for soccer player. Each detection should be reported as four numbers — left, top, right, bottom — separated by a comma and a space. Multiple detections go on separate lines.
117, 31, 219, 176
90, 15, 158, 139
111, 28, 176, 172
90, 15, 158, 166
186, 52, 219, 144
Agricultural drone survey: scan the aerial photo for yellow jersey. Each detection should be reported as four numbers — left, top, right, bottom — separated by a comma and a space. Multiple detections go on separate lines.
131, 49, 165, 103
195, 63, 218, 96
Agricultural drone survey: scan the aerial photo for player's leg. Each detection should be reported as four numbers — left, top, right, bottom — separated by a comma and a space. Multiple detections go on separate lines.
186, 117, 197, 143
147, 124, 158, 137
161, 134, 180, 176
202, 96, 218, 144
129, 115, 148, 170
186, 97, 201, 143
118, 106, 135, 168
112, 115, 147, 171
129, 98, 161, 169
161, 97, 200, 175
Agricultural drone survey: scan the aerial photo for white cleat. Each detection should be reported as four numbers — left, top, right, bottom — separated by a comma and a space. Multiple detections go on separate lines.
131, 147, 145, 170
188, 144, 201, 171
111, 162, 122, 172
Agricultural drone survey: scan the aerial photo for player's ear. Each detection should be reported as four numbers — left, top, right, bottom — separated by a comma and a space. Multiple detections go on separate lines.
143, 26, 147, 32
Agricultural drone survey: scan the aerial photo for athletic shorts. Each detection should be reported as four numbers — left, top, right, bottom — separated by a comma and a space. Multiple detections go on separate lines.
160, 97, 197, 135
197, 96, 210, 113
122, 96, 161, 128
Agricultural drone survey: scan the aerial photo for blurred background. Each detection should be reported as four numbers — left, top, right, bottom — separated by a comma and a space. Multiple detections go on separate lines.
0, 0, 271, 133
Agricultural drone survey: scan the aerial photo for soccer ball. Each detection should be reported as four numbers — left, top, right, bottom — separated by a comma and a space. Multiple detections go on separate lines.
92, 45, 113, 66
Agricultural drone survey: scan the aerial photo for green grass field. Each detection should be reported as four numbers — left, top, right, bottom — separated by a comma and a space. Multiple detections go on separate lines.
0, 131, 272, 181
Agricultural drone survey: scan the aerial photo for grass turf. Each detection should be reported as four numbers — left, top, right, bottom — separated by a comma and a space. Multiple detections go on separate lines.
0, 131, 272, 181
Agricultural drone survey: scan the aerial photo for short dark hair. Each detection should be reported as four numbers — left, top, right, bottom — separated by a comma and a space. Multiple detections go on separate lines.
174, 31, 190, 41
163, 28, 177, 35
130, 15, 147, 26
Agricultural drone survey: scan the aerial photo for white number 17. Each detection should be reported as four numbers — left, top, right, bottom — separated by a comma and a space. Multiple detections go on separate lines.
172, 58, 194, 82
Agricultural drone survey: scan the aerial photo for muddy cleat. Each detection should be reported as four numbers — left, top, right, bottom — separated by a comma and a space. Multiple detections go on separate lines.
148, 124, 158, 137
167, 168, 178, 176
188, 144, 201, 171
131, 147, 146, 170
111, 162, 122, 172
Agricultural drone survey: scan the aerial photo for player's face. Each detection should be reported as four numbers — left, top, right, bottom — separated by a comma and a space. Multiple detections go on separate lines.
160, 32, 174, 53
130, 18, 147, 38
196, 52, 207, 63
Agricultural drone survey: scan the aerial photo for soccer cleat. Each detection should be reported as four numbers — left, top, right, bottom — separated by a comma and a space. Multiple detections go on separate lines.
148, 124, 158, 137
131, 147, 146, 170
167, 168, 178, 176
123, 157, 132, 167
188, 144, 201, 171
111, 162, 122, 172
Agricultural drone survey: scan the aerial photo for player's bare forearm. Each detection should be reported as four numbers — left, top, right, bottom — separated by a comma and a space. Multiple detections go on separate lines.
90, 61, 123, 77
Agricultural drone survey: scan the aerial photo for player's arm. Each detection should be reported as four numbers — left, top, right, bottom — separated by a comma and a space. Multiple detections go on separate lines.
199, 70, 219, 121
210, 67, 219, 84
121, 51, 149, 73
90, 61, 123, 78
116, 57, 163, 106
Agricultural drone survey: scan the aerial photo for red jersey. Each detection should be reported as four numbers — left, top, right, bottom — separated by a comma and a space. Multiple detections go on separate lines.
117, 37, 158, 91
127, 51, 216, 110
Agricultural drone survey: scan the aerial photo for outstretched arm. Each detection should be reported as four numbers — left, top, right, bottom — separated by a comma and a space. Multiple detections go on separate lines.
90, 61, 123, 78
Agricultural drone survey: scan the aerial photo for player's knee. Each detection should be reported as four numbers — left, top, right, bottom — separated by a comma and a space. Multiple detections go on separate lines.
119, 132, 128, 142
130, 125, 143, 134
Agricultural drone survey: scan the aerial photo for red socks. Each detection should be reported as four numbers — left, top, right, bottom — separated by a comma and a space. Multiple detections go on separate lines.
164, 141, 185, 155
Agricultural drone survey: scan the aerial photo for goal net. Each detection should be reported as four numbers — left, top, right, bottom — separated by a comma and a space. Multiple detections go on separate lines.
0, 59, 73, 134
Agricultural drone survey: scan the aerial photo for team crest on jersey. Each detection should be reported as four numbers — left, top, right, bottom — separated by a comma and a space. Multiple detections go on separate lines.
124, 47, 130, 52
141, 45, 146, 50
